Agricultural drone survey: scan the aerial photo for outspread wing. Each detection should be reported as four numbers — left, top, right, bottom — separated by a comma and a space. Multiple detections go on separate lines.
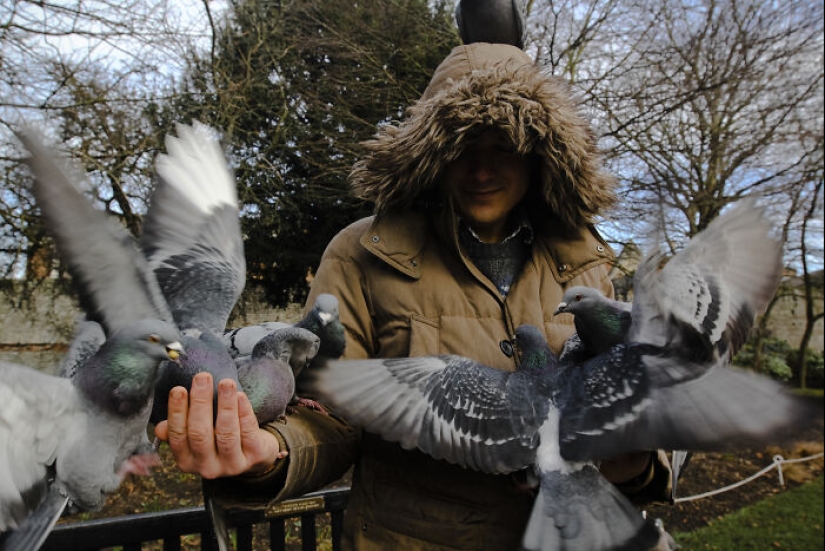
558, 347, 809, 461
17, 130, 172, 336
631, 199, 782, 362
306, 355, 540, 473
141, 122, 245, 335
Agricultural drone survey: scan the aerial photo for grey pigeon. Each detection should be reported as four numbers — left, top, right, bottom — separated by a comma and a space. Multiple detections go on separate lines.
455, 0, 526, 49
0, 319, 183, 548
224, 294, 345, 413
236, 327, 320, 424
19, 123, 244, 423
224, 293, 346, 366
305, 199, 809, 550
306, 325, 663, 550
554, 287, 632, 357
141, 123, 244, 424
296, 294, 346, 362
553, 200, 783, 487
17, 122, 246, 551
11, 129, 193, 549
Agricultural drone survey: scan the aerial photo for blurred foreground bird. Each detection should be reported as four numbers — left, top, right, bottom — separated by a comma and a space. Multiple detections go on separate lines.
7, 129, 188, 550
138, 122, 247, 423
0, 321, 182, 550
305, 199, 809, 551
455, 0, 525, 49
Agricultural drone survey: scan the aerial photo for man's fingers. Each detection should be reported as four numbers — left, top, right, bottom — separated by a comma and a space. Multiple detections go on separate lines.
237, 391, 261, 439
186, 373, 217, 462
165, 386, 195, 467
214, 379, 243, 458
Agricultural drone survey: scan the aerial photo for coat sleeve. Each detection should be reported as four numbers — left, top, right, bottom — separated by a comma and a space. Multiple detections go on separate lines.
204, 407, 359, 508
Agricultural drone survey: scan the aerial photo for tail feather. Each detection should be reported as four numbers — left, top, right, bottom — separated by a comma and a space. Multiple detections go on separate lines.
521, 466, 660, 551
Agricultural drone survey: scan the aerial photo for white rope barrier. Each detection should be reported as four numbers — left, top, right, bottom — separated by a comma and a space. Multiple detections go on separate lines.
673, 451, 825, 504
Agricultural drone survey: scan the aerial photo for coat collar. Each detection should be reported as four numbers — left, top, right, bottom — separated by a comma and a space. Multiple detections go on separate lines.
359, 208, 614, 284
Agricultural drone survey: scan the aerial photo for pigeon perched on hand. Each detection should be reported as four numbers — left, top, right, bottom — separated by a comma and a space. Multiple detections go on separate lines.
141, 122, 245, 423
305, 199, 807, 551
236, 327, 320, 424
224, 293, 346, 366
455, 0, 526, 49
0, 320, 183, 549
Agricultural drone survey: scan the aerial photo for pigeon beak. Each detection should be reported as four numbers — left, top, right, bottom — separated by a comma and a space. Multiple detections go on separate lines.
166, 341, 184, 361
319, 312, 333, 325
553, 302, 568, 316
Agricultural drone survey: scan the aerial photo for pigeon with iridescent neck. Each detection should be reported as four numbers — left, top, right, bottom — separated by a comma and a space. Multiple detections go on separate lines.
0, 320, 182, 549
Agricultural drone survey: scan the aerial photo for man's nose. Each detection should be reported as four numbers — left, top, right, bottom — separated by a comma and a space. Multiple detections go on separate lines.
471, 156, 496, 183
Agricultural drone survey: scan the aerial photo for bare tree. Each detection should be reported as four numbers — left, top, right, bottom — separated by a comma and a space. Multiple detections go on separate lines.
593, 0, 824, 245
0, 0, 218, 278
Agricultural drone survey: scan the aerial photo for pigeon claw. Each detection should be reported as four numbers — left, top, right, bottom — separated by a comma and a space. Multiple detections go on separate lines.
117, 452, 162, 480
293, 397, 330, 415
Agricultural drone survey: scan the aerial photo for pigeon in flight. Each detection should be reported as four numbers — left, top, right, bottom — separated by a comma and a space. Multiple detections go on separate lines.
19, 123, 245, 424
140, 122, 245, 423
9, 129, 190, 548
553, 199, 784, 489
455, 0, 526, 49
0, 320, 183, 549
17, 123, 248, 551
555, 199, 781, 366
305, 199, 807, 550
306, 325, 664, 550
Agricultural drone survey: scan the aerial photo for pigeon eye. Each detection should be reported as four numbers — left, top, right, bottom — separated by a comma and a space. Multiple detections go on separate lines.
574, 294, 583, 302
147, 334, 160, 343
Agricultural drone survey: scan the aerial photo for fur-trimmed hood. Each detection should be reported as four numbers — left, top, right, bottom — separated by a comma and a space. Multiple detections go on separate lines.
350, 43, 616, 228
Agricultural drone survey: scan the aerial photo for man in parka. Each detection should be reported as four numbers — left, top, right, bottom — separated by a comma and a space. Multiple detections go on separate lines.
156, 43, 672, 550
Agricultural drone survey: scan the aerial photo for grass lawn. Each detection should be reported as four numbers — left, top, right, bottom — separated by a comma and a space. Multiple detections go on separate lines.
673, 475, 824, 550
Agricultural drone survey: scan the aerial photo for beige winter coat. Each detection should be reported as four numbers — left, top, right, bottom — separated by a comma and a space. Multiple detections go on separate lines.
211, 43, 670, 550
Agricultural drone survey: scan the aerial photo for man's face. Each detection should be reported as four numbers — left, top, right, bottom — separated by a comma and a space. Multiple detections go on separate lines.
440, 131, 531, 243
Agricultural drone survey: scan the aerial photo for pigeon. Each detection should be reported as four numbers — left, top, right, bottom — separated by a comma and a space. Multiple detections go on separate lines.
554, 288, 632, 357
305, 199, 808, 550
306, 325, 663, 550
18, 123, 245, 424
554, 199, 783, 490
0, 319, 183, 549
455, 0, 526, 49
11, 129, 193, 548
17, 122, 246, 551
224, 294, 345, 413
140, 122, 245, 424
224, 293, 346, 366
236, 327, 320, 424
